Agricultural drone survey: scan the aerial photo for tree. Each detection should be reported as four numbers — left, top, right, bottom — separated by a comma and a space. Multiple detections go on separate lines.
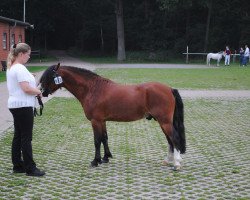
203, 0, 213, 53
115, 0, 126, 61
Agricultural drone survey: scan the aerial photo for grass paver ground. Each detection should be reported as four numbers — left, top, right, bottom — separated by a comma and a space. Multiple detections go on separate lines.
0, 97, 249, 199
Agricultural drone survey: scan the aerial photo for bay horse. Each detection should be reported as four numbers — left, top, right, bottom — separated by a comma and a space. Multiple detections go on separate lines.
207, 51, 225, 66
39, 63, 186, 170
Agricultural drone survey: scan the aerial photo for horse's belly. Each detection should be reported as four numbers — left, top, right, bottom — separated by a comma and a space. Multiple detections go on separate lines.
106, 103, 146, 122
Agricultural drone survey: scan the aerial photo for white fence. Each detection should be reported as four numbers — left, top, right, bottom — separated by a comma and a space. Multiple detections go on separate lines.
182, 46, 239, 64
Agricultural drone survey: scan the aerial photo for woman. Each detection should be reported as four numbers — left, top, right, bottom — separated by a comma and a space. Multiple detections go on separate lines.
239, 47, 244, 66
243, 44, 249, 66
224, 46, 231, 66
7, 43, 45, 176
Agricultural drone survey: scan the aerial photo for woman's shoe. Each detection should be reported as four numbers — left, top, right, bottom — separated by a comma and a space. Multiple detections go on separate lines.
13, 168, 25, 173
13, 164, 25, 173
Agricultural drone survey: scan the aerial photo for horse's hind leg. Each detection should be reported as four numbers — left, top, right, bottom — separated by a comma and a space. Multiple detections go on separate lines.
159, 121, 183, 170
162, 136, 174, 166
101, 122, 113, 163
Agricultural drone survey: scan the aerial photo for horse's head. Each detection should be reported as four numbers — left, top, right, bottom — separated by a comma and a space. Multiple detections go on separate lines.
39, 63, 63, 97
222, 51, 226, 57
218, 51, 226, 57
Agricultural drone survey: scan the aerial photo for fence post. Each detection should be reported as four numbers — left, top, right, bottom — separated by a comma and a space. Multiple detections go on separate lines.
233, 50, 236, 63
186, 46, 189, 64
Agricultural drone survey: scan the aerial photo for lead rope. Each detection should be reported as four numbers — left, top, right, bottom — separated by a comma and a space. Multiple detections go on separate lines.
34, 95, 44, 117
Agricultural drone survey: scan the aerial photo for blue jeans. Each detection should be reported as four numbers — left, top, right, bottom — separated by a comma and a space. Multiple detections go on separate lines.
240, 55, 244, 66
225, 55, 230, 65
243, 56, 249, 65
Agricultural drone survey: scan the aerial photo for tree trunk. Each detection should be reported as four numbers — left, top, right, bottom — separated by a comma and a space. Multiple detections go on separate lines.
44, 32, 47, 52
185, 7, 191, 45
100, 25, 104, 53
204, 0, 213, 53
144, 0, 149, 20
115, 0, 126, 61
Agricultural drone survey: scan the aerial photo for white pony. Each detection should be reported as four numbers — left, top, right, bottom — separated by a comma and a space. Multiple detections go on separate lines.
207, 51, 225, 66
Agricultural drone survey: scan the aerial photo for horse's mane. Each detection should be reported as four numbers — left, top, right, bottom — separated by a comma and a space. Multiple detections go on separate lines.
63, 66, 99, 79
40, 65, 111, 84
39, 65, 55, 84
63, 66, 114, 85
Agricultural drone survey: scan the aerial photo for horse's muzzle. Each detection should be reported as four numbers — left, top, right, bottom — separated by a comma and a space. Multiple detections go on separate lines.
42, 92, 48, 97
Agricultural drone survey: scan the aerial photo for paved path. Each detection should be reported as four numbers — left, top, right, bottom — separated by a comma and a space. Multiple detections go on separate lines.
1, 53, 250, 134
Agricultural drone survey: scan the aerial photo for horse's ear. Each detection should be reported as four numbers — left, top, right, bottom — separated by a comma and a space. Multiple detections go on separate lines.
54, 63, 60, 71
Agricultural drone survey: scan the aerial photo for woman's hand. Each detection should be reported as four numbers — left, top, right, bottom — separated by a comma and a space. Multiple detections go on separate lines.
37, 92, 43, 98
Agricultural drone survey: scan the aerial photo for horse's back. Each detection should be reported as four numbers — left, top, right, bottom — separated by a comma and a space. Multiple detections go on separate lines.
207, 53, 214, 59
140, 82, 172, 95
104, 82, 171, 106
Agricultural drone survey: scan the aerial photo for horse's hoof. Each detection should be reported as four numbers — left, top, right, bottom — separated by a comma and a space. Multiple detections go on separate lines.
90, 162, 98, 168
162, 160, 173, 166
98, 160, 102, 164
102, 158, 109, 163
89, 161, 98, 168
107, 153, 113, 158
173, 166, 181, 171
90, 160, 102, 167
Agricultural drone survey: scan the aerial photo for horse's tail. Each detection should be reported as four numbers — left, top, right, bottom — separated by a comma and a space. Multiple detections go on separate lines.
172, 89, 186, 154
206, 54, 209, 65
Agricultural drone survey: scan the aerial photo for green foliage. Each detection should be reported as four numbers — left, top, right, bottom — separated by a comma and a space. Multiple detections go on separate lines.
0, 0, 249, 56
78, 51, 183, 63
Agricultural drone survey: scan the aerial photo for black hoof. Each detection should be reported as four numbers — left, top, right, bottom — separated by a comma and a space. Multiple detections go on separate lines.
146, 115, 153, 120
102, 157, 109, 163
90, 161, 98, 168
146, 115, 157, 121
108, 153, 113, 158
90, 159, 102, 167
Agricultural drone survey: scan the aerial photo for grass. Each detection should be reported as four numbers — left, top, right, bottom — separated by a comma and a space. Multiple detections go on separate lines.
1, 63, 250, 90
0, 66, 47, 82
96, 67, 250, 90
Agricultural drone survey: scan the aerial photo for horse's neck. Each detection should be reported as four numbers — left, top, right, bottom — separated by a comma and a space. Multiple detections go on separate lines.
61, 70, 92, 100
61, 69, 110, 100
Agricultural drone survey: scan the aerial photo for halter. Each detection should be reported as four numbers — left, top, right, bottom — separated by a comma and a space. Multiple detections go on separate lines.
34, 95, 44, 116
53, 70, 63, 85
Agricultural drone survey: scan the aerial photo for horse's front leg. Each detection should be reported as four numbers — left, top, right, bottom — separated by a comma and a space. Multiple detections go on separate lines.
101, 122, 113, 163
217, 58, 221, 67
90, 119, 103, 167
